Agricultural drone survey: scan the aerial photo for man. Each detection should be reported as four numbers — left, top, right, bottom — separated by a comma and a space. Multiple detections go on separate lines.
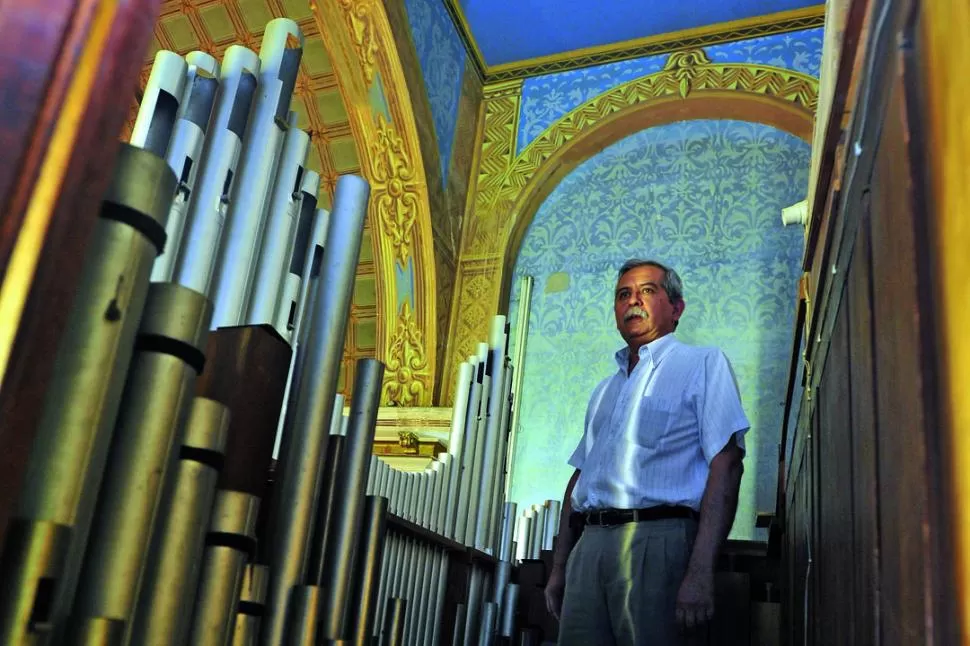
544, 259, 749, 646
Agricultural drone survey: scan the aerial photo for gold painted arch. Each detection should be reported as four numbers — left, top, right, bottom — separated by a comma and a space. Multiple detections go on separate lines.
444, 48, 819, 402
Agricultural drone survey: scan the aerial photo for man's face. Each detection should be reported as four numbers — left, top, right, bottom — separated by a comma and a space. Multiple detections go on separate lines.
613, 264, 685, 349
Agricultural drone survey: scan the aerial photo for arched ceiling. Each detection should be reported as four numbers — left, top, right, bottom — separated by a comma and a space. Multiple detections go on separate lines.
446, 0, 824, 75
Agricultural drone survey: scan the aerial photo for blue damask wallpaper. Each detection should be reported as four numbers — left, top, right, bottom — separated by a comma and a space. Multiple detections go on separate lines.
506, 119, 811, 541
516, 27, 824, 153
403, 0, 466, 180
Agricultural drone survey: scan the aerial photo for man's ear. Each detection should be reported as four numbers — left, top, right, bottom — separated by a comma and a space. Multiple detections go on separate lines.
673, 299, 686, 320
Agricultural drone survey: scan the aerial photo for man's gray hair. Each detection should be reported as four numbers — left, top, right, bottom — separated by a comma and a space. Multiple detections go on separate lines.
617, 259, 684, 304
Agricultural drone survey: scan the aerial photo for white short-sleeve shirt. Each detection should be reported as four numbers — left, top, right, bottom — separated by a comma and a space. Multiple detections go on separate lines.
568, 333, 750, 512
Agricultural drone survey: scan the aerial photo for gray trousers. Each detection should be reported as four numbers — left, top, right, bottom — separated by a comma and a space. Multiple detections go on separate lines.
558, 518, 699, 646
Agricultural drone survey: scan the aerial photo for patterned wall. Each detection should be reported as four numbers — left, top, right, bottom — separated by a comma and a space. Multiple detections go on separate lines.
403, 0, 467, 181
517, 27, 824, 153
507, 119, 811, 541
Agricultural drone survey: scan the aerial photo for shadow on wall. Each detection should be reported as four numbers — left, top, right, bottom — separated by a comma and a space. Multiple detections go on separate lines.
505, 119, 810, 541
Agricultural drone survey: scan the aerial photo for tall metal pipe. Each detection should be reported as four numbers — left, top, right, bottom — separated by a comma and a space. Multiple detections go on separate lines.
478, 602, 497, 646
231, 564, 269, 646
451, 604, 467, 646
473, 317, 507, 550
454, 361, 484, 543
130, 50, 186, 157
542, 501, 561, 552
498, 503, 517, 563
151, 51, 220, 283
130, 397, 231, 646
318, 359, 385, 640
246, 119, 310, 328
488, 357, 513, 553
443, 361, 472, 540
210, 19, 304, 327
464, 343, 491, 545
70, 283, 211, 645
0, 144, 175, 644
349, 496, 389, 646
505, 276, 534, 499
188, 491, 260, 646
173, 45, 260, 297
261, 175, 369, 646
430, 549, 450, 646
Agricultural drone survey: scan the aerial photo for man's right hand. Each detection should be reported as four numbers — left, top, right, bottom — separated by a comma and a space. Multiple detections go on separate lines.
544, 565, 566, 620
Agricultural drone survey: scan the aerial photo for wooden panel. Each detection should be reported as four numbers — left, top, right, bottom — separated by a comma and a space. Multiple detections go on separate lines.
817, 299, 855, 645
847, 208, 880, 646
868, 69, 930, 646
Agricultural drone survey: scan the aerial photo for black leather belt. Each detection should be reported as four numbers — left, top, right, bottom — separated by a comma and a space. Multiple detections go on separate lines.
571, 505, 698, 529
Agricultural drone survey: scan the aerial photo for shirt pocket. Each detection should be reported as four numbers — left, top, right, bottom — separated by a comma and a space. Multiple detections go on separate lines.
633, 395, 677, 450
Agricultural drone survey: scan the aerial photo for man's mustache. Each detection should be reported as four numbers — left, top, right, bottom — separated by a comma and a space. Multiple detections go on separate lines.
624, 307, 647, 321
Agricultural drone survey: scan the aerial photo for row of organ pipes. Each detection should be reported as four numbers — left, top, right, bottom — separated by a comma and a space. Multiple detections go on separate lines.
0, 16, 561, 646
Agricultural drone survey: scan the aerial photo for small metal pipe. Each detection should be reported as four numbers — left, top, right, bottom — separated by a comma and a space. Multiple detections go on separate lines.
130, 398, 231, 646
430, 549, 450, 646
450, 604, 466, 646
542, 501, 561, 552
381, 598, 406, 646
462, 567, 485, 646
70, 284, 211, 644
530, 507, 546, 559
187, 491, 260, 646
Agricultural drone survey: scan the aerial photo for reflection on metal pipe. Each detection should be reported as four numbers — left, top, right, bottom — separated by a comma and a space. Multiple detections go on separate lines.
382, 598, 406, 646
318, 359, 385, 640
231, 564, 269, 646
130, 398, 231, 646
174, 46, 260, 297
0, 144, 175, 644
188, 491, 259, 646
70, 617, 126, 646
262, 175, 370, 646
349, 496, 388, 646
70, 283, 211, 644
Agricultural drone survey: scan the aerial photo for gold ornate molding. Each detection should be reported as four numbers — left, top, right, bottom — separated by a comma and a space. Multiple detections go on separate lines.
382, 301, 431, 406
315, 0, 437, 405
443, 49, 819, 402
370, 114, 419, 266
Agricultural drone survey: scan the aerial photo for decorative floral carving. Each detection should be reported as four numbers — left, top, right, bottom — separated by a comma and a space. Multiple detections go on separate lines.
382, 301, 430, 406
663, 48, 712, 98
370, 114, 419, 266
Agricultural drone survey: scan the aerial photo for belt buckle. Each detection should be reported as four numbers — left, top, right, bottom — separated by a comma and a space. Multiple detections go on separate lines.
597, 510, 617, 527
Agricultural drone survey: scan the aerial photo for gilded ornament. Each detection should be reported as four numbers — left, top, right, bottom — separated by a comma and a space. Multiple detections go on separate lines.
370, 114, 419, 266
382, 301, 430, 407
336, 0, 379, 84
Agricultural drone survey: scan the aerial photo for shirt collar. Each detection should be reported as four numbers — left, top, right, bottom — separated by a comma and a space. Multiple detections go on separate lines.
614, 333, 679, 375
